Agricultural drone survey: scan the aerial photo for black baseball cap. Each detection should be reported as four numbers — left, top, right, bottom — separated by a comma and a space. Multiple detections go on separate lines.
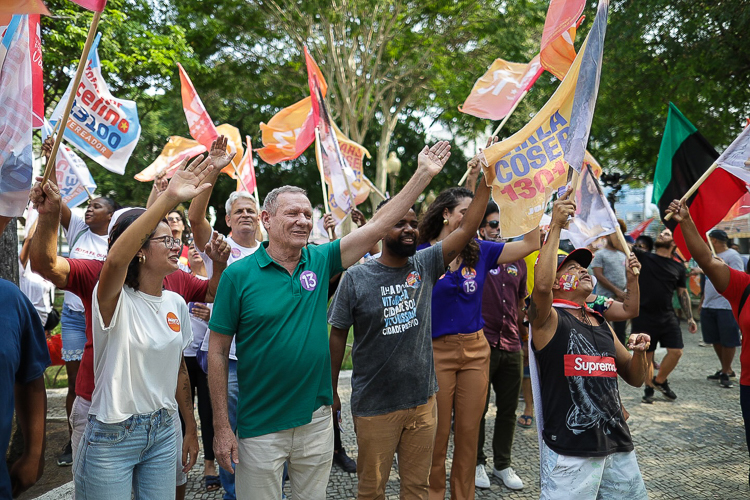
708, 229, 729, 242
556, 248, 593, 272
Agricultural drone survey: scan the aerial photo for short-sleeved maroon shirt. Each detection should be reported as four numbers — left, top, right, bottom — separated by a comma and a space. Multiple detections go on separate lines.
65, 259, 210, 400
719, 268, 750, 386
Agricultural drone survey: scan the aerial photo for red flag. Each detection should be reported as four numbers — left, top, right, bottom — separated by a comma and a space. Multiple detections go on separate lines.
0, 1, 50, 16
303, 47, 328, 149
68, 0, 107, 12
237, 136, 257, 193
29, 14, 42, 128
540, 0, 585, 79
178, 63, 219, 149
628, 217, 654, 239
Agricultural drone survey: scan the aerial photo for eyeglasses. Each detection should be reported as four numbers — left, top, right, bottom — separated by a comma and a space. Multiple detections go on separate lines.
166, 216, 182, 223
486, 220, 500, 229
149, 235, 181, 249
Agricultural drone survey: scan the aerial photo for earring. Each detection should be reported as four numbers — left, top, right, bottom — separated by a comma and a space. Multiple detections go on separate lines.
443, 219, 448, 225
138, 255, 145, 264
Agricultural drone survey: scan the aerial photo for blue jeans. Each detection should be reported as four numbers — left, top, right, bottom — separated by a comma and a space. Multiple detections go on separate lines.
61, 303, 86, 361
220, 360, 239, 500
74, 409, 176, 500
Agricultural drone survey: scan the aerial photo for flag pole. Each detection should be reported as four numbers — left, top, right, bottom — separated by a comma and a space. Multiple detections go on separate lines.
41, 11, 102, 185
706, 230, 717, 257
613, 225, 639, 275
314, 128, 335, 240
664, 162, 719, 221
458, 89, 530, 187
362, 176, 387, 200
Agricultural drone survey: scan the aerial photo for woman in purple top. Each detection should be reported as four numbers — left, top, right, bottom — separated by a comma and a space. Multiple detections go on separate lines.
417, 187, 540, 500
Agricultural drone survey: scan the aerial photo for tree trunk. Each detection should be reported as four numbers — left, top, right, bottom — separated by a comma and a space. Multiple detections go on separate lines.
0, 218, 19, 284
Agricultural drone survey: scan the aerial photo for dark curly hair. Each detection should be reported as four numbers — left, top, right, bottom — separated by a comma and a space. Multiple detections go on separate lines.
418, 187, 480, 268
108, 213, 162, 291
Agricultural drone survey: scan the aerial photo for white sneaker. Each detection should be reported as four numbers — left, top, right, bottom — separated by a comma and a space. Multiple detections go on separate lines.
494, 467, 524, 490
475, 465, 491, 489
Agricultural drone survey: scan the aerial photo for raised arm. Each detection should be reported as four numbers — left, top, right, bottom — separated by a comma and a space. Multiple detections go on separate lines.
529, 191, 576, 348
202, 231, 230, 302
667, 198, 730, 292
98, 156, 215, 324
146, 171, 169, 209
187, 136, 235, 251
441, 164, 491, 266
339, 142, 450, 268
498, 227, 541, 265
28, 179, 71, 288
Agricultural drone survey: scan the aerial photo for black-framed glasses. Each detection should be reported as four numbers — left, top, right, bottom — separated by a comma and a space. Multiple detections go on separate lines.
149, 235, 181, 249
487, 220, 500, 229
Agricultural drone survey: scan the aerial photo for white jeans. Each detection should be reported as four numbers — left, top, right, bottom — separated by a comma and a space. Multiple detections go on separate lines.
236, 405, 333, 500
70, 396, 187, 486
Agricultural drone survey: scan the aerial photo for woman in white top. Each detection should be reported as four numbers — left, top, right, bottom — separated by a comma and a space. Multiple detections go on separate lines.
74, 156, 215, 500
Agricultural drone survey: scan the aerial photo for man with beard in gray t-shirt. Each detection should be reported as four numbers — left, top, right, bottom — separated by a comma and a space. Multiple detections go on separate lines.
328, 172, 490, 500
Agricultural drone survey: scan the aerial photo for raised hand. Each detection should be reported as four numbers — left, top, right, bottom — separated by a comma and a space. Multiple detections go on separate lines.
625, 252, 641, 276
204, 231, 230, 264
351, 208, 366, 228
29, 177, 61, 215
665, 199, 690, 223
322, 213, 336, 240
626, 333, 651, 352
41, 137, 54, 160
551, 188, 576, 228
154, 171, 168, 193
208, 135, 236, 171
417, 141, 451, 177
164, 154, 216, 204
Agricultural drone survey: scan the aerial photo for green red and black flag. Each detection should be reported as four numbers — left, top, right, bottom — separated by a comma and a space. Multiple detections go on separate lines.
653, 102, 748, 258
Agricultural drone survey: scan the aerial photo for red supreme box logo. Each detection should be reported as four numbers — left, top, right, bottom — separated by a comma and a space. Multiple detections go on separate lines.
564, 355, 617, 377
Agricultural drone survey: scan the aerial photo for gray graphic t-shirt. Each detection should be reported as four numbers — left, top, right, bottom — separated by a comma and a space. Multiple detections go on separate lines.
591, 247, 627, 299
328, 242, 445, 417
703, 248, 745, 310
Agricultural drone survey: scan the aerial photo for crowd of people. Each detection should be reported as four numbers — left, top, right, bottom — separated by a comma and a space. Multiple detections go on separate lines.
2, 134, 749, 500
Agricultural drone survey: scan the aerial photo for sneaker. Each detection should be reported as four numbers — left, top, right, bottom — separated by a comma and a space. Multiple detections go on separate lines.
642, 386, 655, 404
57, 441, 73, 467
332, 448, 357, 473
653, 377, 677, 400
708, 370, 736, 380
475, 465, 491, 489
720, 373, 734, 388
493, 467, 524, 490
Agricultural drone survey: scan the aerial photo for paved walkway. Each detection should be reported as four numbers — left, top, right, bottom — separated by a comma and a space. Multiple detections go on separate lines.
38, 322, 749, 499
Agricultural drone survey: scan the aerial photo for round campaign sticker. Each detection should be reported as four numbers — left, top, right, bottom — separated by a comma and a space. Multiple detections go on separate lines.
462, 279, 477, 294
300, 270, 318, 291
461, 267, 477, 280
166, 312, 181, 332
231, 247, 241, 258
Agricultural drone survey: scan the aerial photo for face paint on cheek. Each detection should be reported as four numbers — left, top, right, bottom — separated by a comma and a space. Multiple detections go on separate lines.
558, 274, 579, 291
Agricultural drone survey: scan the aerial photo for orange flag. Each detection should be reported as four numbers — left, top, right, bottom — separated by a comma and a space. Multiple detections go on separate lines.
0, 1, 51, 15
134, 136, 206, 182
215, 123, 244, 174
178, 63, 219, 148
459, 55, 542, 120
256, 48, 329, 164
540, 0, 584, 79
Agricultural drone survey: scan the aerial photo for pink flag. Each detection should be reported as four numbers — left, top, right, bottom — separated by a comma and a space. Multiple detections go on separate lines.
458, 55, 542, 120
178, 62, 219, 148
540, 0, 585, 79
0, 1, 50, 16
68, 0, 107, 12
237, 136, 257, 193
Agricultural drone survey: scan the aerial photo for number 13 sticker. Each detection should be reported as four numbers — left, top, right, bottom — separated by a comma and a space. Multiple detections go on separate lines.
300, 270, 318, 291
463, 279, 477, 294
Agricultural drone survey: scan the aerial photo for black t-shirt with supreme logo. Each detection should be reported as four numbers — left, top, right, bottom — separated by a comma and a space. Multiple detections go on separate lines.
534, 307, 633, 457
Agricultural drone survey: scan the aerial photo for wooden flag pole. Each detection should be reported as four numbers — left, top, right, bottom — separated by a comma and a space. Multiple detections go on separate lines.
614, 225, 639, 275
314, 128, 335, 240
458, 90, 530, 187
664, 162, 719, 221
706, 230, 717, 257
231, 162, 251, 193
362, 176, 387, 200
42, 11, 102, 185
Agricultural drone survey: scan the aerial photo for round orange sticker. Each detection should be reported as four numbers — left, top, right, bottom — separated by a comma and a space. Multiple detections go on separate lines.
166, 312, 181, 332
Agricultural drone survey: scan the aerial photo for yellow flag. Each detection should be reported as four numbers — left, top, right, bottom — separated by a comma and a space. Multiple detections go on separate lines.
481, 36, 589, 237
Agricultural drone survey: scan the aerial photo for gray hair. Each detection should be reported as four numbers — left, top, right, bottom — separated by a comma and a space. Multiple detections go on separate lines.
262, 186, 308, 215
224, 191, 257, 215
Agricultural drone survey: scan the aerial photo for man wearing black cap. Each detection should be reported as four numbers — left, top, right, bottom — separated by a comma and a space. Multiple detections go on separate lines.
529, 191, 650, 499
702, 229, 744, 388
633, 228, 697, 403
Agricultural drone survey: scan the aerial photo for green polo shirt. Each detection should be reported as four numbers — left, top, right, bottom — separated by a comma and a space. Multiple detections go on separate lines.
209, 240, 344, 438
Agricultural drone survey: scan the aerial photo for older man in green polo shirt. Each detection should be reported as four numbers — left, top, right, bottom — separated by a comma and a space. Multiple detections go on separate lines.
207, 141, 452, 499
